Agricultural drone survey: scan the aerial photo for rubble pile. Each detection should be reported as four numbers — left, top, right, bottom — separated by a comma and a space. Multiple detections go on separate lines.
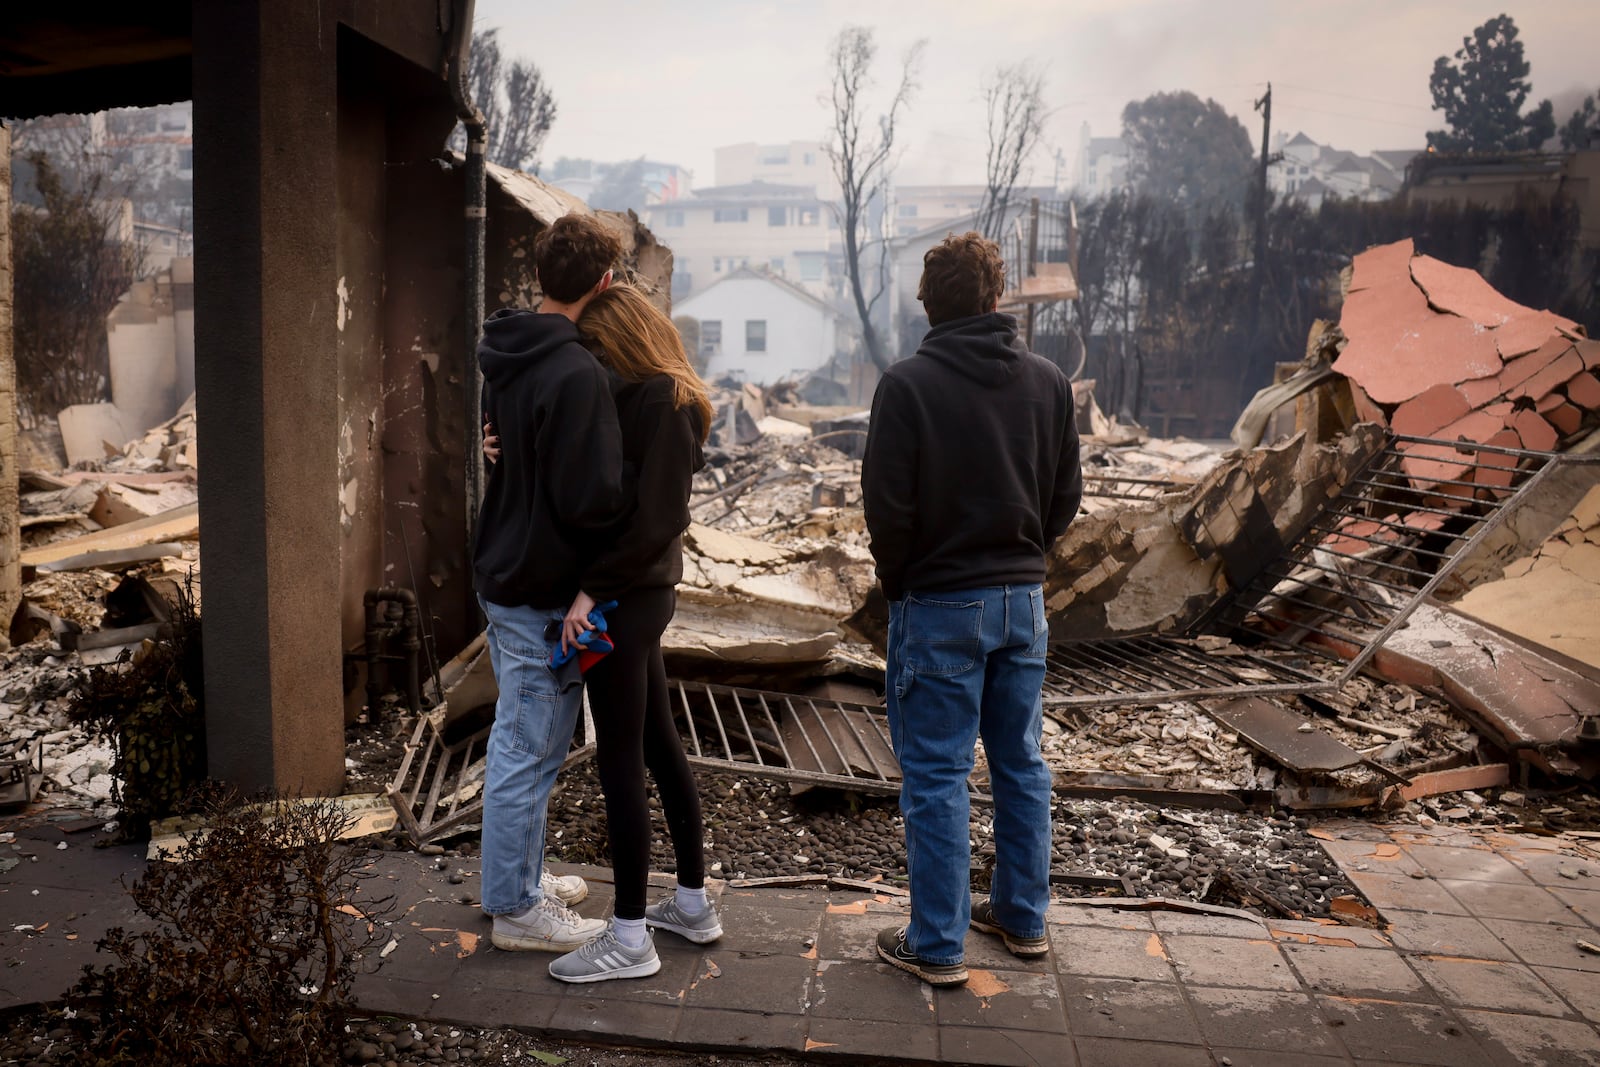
8, 239, 1600, 929
1034, 679, 1477, 795
104, 397, 198, 473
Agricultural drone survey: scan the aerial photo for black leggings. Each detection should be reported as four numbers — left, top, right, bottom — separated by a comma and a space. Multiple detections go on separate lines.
584, 586, 705, 919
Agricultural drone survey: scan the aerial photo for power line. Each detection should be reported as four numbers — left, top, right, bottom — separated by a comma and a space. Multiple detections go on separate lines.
1274, 82, 1435, 114
1273, 102, 1428, 132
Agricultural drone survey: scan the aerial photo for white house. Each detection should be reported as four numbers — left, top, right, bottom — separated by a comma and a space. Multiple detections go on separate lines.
676, 268, 842, 385
1269, 131, 1417, 203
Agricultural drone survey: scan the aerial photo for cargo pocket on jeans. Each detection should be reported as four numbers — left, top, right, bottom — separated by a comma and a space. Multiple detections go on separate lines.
1027, 587, 1048, 658
902, 594, 983, 676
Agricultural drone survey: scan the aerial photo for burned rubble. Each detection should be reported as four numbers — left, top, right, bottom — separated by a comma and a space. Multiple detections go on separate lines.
5, 242, 1600, 928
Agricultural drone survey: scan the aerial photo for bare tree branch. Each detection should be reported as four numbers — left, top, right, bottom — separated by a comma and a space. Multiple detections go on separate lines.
824, 26, 925, 373
457, 28, 558, 174
977, 64, 1047, 242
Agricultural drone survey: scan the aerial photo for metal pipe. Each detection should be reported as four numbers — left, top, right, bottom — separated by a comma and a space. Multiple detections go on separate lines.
362, 587, 422, 713
447, 0, 488, 609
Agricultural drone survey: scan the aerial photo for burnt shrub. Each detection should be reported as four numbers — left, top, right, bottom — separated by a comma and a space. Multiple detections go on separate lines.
64, 793, 388, 1066
70, 574, 205, 834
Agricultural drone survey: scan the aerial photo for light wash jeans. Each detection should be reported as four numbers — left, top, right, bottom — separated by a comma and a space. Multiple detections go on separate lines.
886, 584, 1052, 966
478, 596, 583, 916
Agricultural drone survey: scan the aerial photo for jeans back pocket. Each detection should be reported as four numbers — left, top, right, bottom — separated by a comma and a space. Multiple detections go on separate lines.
901, 594, 984, 677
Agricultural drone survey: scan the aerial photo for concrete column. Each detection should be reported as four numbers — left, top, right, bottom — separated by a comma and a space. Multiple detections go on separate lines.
0, 122, 18, 649
191, 1, 344, 794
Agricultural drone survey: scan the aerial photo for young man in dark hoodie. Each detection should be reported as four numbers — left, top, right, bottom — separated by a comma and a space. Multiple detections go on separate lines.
861, 231, 1082, 986
474, 213, 627, 952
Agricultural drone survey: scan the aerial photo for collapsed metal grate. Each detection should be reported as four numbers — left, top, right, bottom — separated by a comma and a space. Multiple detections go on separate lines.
673, 681, 903, 796
1082, 473, 1182, 502
1042, 433, 1565, 709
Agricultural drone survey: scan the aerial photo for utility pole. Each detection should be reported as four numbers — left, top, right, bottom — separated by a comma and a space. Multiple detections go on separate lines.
1250, 83, 1272, 329
1248, 83, 1283, 398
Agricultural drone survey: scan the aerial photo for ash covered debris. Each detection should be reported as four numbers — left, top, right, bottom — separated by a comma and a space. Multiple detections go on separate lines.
7, 237, 1600, 932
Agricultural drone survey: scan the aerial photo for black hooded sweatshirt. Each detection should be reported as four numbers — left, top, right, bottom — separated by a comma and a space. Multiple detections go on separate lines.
473, 309, 629, 608
861, 311, 1082, 602
578, 373, 706, 601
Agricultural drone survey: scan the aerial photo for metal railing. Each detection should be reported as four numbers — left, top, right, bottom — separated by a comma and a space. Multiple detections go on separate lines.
1041, 434, 1570, 709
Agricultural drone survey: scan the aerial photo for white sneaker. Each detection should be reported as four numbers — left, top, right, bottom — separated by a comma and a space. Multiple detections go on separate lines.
480, 870, 588, 918
491, 895, 607, 952
542, 869, 588, 906
549, 926, 661, 984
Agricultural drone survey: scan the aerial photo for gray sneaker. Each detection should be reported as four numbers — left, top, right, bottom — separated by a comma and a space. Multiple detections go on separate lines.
644, 895, 723, 944
549, 926, 661, 984
491, 895, 607, 952
541, 869, 588, 906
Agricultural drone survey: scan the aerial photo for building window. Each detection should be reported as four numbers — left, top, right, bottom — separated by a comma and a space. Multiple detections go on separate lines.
798, 257, 822, 282
713, 257, 722, 272
746, 320, 767, 353
802, 151, 816, 165
701, 320, 722, 354
798, 207, 819, 226
760, 149, 789, 165
897, 204, 918, 218
664, 210, 685, 227
770, 257, 784, 273
768, 206, 787, 226
713, 208, 748, 223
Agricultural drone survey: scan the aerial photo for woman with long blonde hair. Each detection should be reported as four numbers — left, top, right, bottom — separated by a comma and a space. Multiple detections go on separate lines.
546, 284, 721, 983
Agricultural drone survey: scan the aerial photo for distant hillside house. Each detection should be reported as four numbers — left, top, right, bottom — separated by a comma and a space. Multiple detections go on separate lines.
1077, 122, 1131, 197
677, 268, 843, 386
1270, 131, 1418, 204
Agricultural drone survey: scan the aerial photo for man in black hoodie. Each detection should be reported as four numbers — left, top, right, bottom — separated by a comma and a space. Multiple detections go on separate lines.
862, 232, 1082, 986
474, 214, 627, 953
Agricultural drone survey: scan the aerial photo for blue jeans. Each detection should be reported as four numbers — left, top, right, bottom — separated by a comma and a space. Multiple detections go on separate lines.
478, 597, 583, 916
886, 584, 1051, 966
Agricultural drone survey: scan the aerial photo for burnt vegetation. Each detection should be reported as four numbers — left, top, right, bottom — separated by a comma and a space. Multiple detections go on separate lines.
62, 793, 388, 1067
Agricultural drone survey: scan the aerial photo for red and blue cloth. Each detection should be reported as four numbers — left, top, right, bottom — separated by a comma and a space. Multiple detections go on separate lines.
549, 599, 618, 673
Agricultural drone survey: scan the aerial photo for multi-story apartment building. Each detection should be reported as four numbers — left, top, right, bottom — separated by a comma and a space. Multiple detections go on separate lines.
645, 180, 837, 300
713, 140, 835, 199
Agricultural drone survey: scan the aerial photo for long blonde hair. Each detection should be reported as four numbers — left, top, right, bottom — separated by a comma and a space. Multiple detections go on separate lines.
580, 285, 713, 443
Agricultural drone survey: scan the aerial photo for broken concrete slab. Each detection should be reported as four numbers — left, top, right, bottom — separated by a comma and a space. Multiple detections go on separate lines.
1452, 483, 1600, 670
20, 503, 199, 569
1043, 426, 1384, 640
56, 403, 139, 466
663, 589, 841, 665
33, 542, 189, 575
1371, 603, 1600, 778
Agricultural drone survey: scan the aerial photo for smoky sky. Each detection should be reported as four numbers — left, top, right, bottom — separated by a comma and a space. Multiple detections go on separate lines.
474, 0, 1597, 187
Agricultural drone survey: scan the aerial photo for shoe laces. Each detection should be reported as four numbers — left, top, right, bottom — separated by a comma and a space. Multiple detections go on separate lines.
578, 928, 628, 960
534, 894, 583, 926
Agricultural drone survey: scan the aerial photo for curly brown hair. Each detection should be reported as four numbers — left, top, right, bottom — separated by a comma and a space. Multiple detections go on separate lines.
917, 231, 1006, 326
534, 213, 623, 304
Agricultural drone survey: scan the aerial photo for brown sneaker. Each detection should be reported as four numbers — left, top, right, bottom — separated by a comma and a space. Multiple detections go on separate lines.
970, 898, 1050, 958
875, 926, 969, 986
